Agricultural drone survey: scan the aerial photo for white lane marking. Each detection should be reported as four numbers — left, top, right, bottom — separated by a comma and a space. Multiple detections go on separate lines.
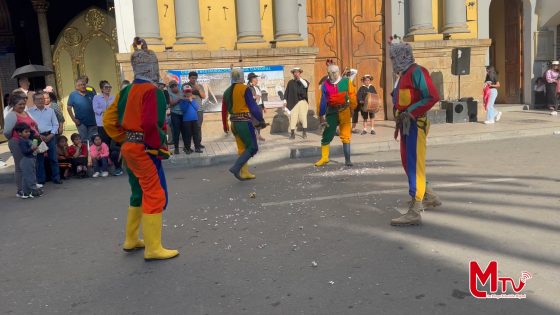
261, 178, 517, 207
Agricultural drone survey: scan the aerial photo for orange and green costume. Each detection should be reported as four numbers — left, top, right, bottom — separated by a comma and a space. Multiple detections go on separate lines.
315, 77, 357, 166
104, 79, 178, 260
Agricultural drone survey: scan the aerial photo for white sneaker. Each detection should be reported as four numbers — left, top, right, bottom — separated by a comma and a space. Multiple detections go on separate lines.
101, 171, 109, 177
92, 172, 100, 178
36, 183, 44, 188
495, 112, 502, 122
484, 120, 495, 124
551, 111, 558, 116
0, 160, 6, 168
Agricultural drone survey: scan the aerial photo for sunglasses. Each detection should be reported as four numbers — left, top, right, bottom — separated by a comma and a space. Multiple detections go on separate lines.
170, 84, 178, 87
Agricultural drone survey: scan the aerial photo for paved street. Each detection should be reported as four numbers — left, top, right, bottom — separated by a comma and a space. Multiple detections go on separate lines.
1, 136, 559, 314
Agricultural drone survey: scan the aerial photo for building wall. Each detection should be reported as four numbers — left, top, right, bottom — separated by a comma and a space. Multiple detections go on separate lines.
117, 47, 318, 138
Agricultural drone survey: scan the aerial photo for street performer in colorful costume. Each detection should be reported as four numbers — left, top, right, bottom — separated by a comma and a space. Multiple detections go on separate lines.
222, 68, 267, 181
104, 37, 178, 260
390, 40, 442, 226
315, 60, 358, 167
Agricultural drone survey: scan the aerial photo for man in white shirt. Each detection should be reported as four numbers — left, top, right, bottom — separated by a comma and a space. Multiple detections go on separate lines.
28, 91, 62, 184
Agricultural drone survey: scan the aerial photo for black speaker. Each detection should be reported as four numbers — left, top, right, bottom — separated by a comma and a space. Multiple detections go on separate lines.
451, 48, 471, 75
460, 97, 478, 122
441, 101, 468, 123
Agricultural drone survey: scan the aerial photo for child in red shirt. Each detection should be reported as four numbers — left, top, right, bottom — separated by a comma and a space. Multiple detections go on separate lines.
68, 133, 89, 178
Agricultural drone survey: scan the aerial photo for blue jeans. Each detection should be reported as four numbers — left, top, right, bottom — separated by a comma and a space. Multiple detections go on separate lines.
93, 157, 109, 173
486, 88, 498, 122
37, 136, 60, 183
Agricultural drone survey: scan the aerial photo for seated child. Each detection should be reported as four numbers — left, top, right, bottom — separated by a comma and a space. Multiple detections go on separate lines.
68, 133, 88, 178
89, 134, 110, 178
56, 135, 72, 179
15, 123, 44, 198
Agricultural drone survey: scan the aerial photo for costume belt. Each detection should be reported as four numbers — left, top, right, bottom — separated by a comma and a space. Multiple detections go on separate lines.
125, 131, 144, 143
230, 112, 252, 122
327, 103, 350, 113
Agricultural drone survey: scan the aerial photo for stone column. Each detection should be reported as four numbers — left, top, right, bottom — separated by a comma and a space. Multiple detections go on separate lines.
443, 0, 469, 33
132, 0, 163, 46
174, 0, 204, 45
31, 0, 55, 87
406, 0, 436, 36
235, 0, 265, 43
272, 0, 302, 41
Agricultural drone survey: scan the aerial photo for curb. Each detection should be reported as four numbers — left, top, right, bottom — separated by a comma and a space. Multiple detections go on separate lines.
1, 126, 558, 182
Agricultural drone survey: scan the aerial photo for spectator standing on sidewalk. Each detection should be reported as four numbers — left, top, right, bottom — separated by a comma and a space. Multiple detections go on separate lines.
167, 80, 187, 154
247, 72, 266, 141
43, 87, 65, 135
14, 123, 43, 198
93, 80, 115, 144
67, 78, 98, 141
483, 66, 502, 124
355, 74, 378, 135
3, 92, 40, 197
284, 67, 309, 139
186, 71, 206, 149
27, 91, 63, 185
179, 85, 203, 153
13, 77, 35, 108
545, 61, 559, 115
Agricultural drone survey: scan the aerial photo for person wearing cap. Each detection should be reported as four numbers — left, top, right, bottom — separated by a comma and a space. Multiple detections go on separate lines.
222, 68, 267, 181
354, 74, 378, 135
247, 72, 266, 141
185, 71, 206, 148
284, 67, 310, 139
179, 84, 203, 153
103, 37, 178, 261
545, 61, 559, 115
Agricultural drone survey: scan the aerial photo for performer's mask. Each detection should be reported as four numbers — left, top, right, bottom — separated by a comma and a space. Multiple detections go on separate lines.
131, 41, 160, 83
327, 64, 340, 82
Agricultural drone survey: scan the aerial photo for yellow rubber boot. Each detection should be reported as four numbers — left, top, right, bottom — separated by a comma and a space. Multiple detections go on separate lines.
240, 164, 256, 180
142, 213, 179, 261
123, 206, 145, 252
314, 145, 330, 166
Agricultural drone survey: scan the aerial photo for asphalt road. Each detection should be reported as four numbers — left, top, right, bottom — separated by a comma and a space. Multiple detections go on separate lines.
1, 136, 559, 314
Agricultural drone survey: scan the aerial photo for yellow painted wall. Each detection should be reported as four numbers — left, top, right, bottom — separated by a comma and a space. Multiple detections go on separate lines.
156, 0, 291, 51
157, 0, 177, 48
410, 0, 479, 41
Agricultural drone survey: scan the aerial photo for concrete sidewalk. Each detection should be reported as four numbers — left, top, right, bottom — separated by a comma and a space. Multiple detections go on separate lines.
2, 109, 560, 181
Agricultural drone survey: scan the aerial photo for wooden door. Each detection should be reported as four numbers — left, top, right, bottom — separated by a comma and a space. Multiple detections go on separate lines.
307, 0, 385, 117
504, 0, 523, 103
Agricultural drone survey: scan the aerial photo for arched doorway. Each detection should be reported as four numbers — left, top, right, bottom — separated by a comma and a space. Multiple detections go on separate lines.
52, 7, 118, 113
489, 0, 524, 104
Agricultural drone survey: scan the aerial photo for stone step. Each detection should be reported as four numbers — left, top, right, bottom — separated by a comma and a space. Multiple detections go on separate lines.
494, 104, 530, 112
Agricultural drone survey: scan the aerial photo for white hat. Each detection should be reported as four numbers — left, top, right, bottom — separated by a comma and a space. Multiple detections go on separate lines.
291, 67, 303, 74
552, 61, 560, 65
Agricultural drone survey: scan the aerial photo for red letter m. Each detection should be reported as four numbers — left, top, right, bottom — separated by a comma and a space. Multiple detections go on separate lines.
469, 261, 498, 298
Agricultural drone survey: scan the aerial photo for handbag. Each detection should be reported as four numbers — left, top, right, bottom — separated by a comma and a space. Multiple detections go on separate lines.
37, 141, 49, 153
364, 92, 381, 113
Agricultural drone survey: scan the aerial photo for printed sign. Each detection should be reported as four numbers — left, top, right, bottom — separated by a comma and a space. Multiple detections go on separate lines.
165, 65, 285, 112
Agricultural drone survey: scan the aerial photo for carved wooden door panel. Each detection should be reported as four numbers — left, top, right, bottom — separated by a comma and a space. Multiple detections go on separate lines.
504, 0, 523, 103
307, 0, 385, 117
